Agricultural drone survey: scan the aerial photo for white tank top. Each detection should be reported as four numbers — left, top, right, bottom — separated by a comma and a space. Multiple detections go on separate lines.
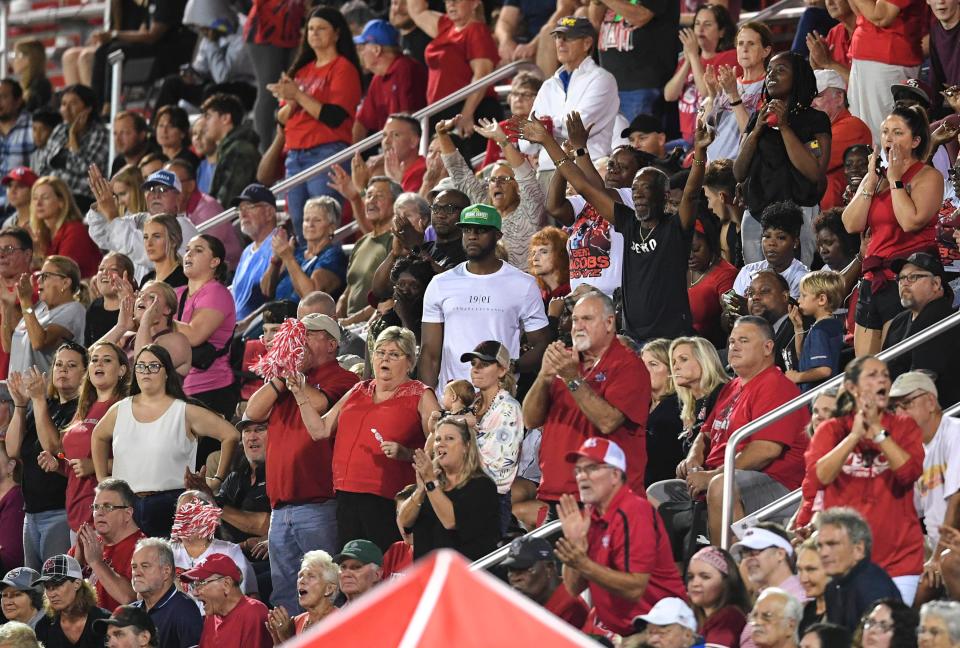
111, 398, 195, 492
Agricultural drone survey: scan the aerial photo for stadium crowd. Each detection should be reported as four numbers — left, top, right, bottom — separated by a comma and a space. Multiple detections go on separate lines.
1, 0, 960, 645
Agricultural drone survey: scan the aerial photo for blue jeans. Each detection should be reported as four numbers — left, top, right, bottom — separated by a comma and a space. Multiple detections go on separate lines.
269, 500, 338, 613
618, 88, 662, 123
23, 509, 70, 571
284, 142, 349, 240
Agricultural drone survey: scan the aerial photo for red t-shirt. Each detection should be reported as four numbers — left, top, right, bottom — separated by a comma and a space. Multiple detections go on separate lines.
70, 529, 145, 611
356, 55, 428, 133
61, 399, 116, 531
702, 605, 748, 647
545, 584, 590, 629
678, 49, 741, 142
806, 412, 925, 576
703, 365, 810, 490
423, 15, 499, 104
244, 0, 306, 48
821, 109, 872, 210
49, 220, 102, 278
538, 340, 651, 503
849, 0, 924, 65
381, 541, 413, 579
333, 379, 427, 500
240, 339, 266, 401
284, 56, 362, 152
266, 360, 359, 507
401, 156, 427, 193
199, 596, 272, 648
824, 23, 853, 69
585, 486, 687, 636
688, 260, 738, 348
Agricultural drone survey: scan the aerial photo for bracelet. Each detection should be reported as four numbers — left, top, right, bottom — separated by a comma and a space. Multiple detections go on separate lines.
14, 405, 25, 409
296, 400, 309, 407
729, 99, 743, 107
496, 138, 509, 147
268, 380, 283, 398
692, 157, 706, 167
208, 475, 224, 482
554, 157, 573, 168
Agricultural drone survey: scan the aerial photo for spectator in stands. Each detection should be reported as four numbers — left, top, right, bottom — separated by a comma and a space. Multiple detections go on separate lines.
640, 339, 684, 487
367, 253, 436, 346
4, 343, 82, 570
688, 213, 738, 347
520, 17, 619, 184
265, 550, 339, 643
29, 109, 59, 168
494, 0, 554, 64
439, 116, 545, 270
478, 73, 541, 172
109, 112, 151, 177
786, 270, 845, 391
2, 167, 36, 230
814, 208, 860, 276
407, 0, 500, 159
811, 71, 872, 210
150, 107, 198, 171
169, 492, 258, 597
503, 536, 589, 629
400, 416, 500, 560
883, 254, 960, 406
529, 226, 570, 307
842, 107, 943, 355
200, 94, 260, 211
244, 312, 359, 612
0, 225, 33, 377
272, 7, 362, 240
702, 158, 744, 265
32, 554, 110, 646
0, 79, 34, 213
91, 343, 239, 537
733, 201, 811, 299
388, 0, 430, 65
231, 184, 277, 322
380, 114, 427, 193
175, 235, 238, 419
807, 355, 924, 603
557, 438, 686, 636
797, 539, 829, 634
137, 153, 168, 179
137, 214, 187, 288
850, 598, 918, 648
685, 545, 751, 645
6, 257, 86, 376
12, 40, 51, 114
129, 537, 203, 648
0, 622, 43, 647
333, 539, 383, 604
591, 0, 678, 121
749, 588, 804, 648
664, 4, 739, 147
805, 0, 855, 84
43, 341, 130, 539
193, 119, 216, 194
734, 52, 831, 266
85, 254, 135, 345
0, 568, 45, 630
705, 22, 773, 163
918, 601, 960, 648
929, 0, 960, 114
107, 165, 147, 219
367, 191, 442, 303
670, 336, 729, 455
522, 290, 650, 504
71, 479, 144, 611
180, 554, 272, 648
92, 604, 158, 648
0, 446, 23, 567
740, 270, 801, 373
30, 177, 101, 277
353, 21, 427, 142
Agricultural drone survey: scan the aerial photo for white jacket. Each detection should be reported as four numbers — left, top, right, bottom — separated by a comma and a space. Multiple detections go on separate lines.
84, 209, 199, 282
519, 57, 621, 170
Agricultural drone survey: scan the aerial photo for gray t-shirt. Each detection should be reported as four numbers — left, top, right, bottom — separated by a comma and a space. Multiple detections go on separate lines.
9, 301, 86, 374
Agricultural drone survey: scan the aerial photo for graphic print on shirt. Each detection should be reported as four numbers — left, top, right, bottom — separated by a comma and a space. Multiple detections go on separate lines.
918, 462, 947, 498
569, 205, 613, 279
842, 450, 890, 478
599, 9, 637, 52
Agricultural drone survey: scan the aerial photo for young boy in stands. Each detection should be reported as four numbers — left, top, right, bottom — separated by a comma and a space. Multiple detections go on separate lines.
786, 269, 846, 392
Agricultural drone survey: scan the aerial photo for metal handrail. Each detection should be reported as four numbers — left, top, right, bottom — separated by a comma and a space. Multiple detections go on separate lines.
472, 520, 562, 571
195, 60, 538, 235
737, 0, 804, 26
6, 1, 105, 25
720, 309, 960, 548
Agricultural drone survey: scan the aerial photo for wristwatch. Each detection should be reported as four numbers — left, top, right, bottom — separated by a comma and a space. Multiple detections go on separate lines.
574, 148, 588, 158
566, 377, 584, 392
892, 180, 905, 190
22, 306, 33, 316
872, 429, 889, 444
425, 481, 437, 492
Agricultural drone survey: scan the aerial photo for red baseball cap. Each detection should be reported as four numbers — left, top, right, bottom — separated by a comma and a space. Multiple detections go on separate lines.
178, 553, 242, 584
565, 437, 627, 472
1, 167, 38, 188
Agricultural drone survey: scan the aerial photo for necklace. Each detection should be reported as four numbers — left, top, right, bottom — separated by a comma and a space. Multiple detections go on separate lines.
688, 259, 717, 287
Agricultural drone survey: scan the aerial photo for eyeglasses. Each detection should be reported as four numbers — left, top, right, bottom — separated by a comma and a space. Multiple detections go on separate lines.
146, 185, 176, 195
897, 272, 933, 284
373, 350, 405, 362
890, 391, 926, 412
430, 203, 462, 215
189, 576, 225, 593
91, 503, 130, 513
509, 91, 537, 100
36, 271, 68, 282
739, 546, 775, 559
864, 619, 895, 633
237, 203, 265, 213
488, 176, 515, 186
134, 361, 163, 374
0, 245, 27, 256
572, 463, 613, 477
745, 287, 774, 298
748, 610, 783, 624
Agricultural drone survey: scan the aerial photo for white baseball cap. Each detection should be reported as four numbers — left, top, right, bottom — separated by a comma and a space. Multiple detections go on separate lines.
730, 527, 794, 561
565, 437, 627, 472
815, 69, 846, 94
633, 597, 698, 633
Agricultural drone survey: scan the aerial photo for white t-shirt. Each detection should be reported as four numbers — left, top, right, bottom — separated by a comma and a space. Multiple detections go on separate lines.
733, 258, 810, 299
422, 261, 548, 389
915, 416, 960, 546
9, 301, 86, 375
566, 188, 632, 297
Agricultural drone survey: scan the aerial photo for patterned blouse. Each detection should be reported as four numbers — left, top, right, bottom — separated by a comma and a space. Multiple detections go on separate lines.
475, 389, 524, 494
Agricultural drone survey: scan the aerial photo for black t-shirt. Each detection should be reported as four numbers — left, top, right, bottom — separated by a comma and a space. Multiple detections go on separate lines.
883, 295, 960, 408
742, 107, 832, 215
400, 28, 433, 67
410, 475, 500, 561
140, 264, 188, 289
427, 238, 467, 271
85, 297, 119, 347
216, 462, 269, 544
20, 398, 79, 513
645, 393, 685, 487
597, 0, 679, 90
35, 606, 110, 648
614, 204, 693, 341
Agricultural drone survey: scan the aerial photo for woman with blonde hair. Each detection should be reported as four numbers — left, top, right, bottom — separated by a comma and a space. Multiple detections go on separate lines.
669, 336, 731, 449
399, 416, 500, 560
30, 177, 101, 277
528, 226, 570, 304
641, 338, 685, 486
266, 550, 340, 642
12, 39, 52, 112
109, 165, 147, 216
139, 213, 186, 287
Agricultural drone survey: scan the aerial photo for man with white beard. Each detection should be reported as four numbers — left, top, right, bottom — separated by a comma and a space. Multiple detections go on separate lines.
522, 292, 653, 512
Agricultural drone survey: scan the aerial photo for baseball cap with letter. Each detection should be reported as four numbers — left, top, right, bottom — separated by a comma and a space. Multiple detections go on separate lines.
565, 437, 627, 472
457, 203, 501, 231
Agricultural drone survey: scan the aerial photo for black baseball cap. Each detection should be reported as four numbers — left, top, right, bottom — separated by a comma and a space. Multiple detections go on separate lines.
891, 252, 947, 280
93, 605, 157, 638
501, 536, 555, 569
232, 183, 277, 209
550, 16, 596, 39
621, 113, 664, 139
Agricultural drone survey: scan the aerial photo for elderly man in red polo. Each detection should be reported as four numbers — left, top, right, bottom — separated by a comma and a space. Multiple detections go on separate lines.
555, 438, 686, 638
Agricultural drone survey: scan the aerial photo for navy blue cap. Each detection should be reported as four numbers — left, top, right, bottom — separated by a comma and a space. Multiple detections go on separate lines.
232, 183, 277, 209
353, 20, 399, 47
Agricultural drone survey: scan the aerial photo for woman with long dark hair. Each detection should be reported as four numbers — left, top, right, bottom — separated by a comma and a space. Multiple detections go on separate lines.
852, 598, 919, 648
152, 106, 200, 170
270, 6, 362, 239
687, 214, 738, 347
841, 105, 944, 356
91, 344, 239, 537
734, 50, 832, 266
686, 545, 751, 646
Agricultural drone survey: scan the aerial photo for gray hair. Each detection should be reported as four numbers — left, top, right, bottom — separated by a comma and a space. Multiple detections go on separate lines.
304, 195, 341, 228
920, 601, 960, 643
374, 326, 418, 363
134, 537, 175, 570
301, 549, 341, 600
96, 478, 137, 507
758, 587, 803, 641
394, 192, 431, 222
575, 291, 616, 318
298, 291, 336, 318
178, 489, 216, 507
817, 507, 873, 558
0, 621, 41, 647
369, 176, 403, 201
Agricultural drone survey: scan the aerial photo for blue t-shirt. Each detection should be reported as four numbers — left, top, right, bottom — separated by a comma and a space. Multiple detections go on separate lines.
503, 0, 555, 39
799, 316, 844, 392
232, 232, 274, 320
197, 159, 215, 194
275, 243, 349, 302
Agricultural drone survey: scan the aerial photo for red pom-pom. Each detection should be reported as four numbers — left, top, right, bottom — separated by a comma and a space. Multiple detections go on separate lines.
250, 318, 306, 381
